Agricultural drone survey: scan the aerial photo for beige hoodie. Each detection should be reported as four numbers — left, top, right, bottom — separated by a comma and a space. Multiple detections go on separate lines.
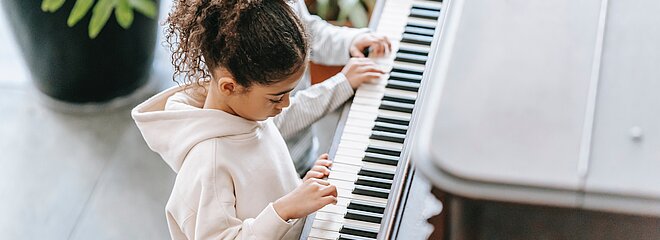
132, 75, 354, 240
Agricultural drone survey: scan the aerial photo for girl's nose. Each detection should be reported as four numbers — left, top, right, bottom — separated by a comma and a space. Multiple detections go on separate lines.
277, 93, 291, 109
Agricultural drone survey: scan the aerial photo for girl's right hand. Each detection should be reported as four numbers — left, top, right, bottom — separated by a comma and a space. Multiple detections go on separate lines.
341, 58, 386, 90
273, 178, 338, 221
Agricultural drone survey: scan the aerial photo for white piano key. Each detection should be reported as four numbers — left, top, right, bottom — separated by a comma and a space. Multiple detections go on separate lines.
354, 89, 385, 100
315, 212, 345, 223
312, 219, 344, 232
335, 148, 367, 159
392, 60, 426, 72
398, 41, 432, 53
412, 0, 443, 9
328, 178, 356, 190
337, 197, 350, 207
344, 218, 382, 232
309, 227, 340, 240
320, 203, 348, 215
332, 155, 364, 167
331, 162, 362, 174
329, 170, 358, 182
344, 190, 390, 205
308, 237, 330, 240
363, 161, 399, 173
384, 87, 419, 99
368, 139, 404, 150
343, 123, 376, 133
378, 108, 413, 120
406, 17, 439, 29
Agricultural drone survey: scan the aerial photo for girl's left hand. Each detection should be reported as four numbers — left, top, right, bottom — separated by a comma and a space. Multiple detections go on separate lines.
303, 153, 332, 181
350, 32, 392, 58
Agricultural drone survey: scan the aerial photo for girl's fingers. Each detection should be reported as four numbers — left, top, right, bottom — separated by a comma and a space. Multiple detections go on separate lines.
320, 184, 338, 197
318, 153, 329, 160
310, 178, 330, 186
315, 159, 332, 167
306, 171, 325, 179
311, 166, 330, 175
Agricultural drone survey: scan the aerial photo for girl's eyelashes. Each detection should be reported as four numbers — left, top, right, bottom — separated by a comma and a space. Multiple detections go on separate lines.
269, 96, 284, 104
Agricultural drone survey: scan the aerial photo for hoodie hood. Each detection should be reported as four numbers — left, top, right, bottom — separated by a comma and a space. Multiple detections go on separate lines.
132, 85, 260, 173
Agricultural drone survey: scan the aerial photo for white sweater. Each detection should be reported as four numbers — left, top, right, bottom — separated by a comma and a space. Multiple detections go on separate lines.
132, 76, 353, 240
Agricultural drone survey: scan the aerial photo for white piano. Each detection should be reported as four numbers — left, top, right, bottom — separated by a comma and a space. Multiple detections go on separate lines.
299, 0, 446, 239
414, 0, 660, 239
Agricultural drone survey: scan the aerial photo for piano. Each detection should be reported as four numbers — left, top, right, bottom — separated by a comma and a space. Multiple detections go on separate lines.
413, 0, 660, 239
299, 0, 445, 239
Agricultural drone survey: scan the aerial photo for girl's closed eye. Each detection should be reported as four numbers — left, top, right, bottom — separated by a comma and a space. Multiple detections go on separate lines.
270, 96, 284, 104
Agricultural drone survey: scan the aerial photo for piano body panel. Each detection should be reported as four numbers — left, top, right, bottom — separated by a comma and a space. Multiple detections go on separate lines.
412, 0, 660, 239
416, 0, 605, 200
584, 0, 660, 215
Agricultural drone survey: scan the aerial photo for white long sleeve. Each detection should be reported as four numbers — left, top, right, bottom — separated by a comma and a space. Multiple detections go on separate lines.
274, 73, 354, 140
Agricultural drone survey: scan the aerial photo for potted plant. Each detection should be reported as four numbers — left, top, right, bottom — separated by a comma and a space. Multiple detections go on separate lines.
1, 0, 159, 104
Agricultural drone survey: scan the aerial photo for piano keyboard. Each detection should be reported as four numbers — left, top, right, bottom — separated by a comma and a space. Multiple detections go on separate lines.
301, 0, 443, 239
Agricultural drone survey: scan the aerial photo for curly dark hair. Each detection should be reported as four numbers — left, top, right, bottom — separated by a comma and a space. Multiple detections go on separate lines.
165, 0, 309, 88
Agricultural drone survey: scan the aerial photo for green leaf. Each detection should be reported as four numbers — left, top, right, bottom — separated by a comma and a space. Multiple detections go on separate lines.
67, 0, 95, 27
337, 0, 360, 24
129, 0, 157, 18
347, 3, 368, 27
88, 0, 117, 38
115, 0, 134, 29
316, 0, 330, 20
41, 0, 66, 12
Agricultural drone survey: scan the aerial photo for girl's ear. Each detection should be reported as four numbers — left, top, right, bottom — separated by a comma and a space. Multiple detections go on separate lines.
217, 77, 236, 96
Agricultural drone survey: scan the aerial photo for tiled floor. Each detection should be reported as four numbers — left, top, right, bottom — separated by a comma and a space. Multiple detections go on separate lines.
0, 2, 438, 240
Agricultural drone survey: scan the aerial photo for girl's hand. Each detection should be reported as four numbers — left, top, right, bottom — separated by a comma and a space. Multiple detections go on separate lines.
341, 58, 386, 89
350, 32, 392, 57
273, 178, 338, 221
303, 153, 332, 181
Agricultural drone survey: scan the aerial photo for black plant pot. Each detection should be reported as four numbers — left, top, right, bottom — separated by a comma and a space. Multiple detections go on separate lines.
1, 0, 159, 103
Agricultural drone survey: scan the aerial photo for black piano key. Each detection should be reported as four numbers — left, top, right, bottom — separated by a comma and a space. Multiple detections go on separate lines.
339, 234, 376, 240
353, 185, 390, 199
404, 26, 435, 37
379, 100, 415, 113
373, 121, 408, 135
407, 21, 436, 31
409, 8, 440, 20
370, 131, 406, 143
365, 144, 401, 157
382, 93, 416, 104
355, 175, 393, 190
363, 152, 399, 166
386, 80, 421, 92
397, 45, 430, 56
391, 65, 424, 76
344, 209, 384, 224
348, 199, 386, 214
413, 3, 442, 12
375, 115, 410, 126
389, 71, 422, 83
358, 167, 395, 180
401, 33, 433, 46
395, 52, 427, 65
340, 224, 379, 239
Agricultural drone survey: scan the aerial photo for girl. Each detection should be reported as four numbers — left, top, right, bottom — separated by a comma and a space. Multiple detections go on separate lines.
132, 0, 384, 239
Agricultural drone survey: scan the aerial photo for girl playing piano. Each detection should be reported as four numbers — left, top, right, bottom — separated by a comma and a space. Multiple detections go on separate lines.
132, 0, 383, 239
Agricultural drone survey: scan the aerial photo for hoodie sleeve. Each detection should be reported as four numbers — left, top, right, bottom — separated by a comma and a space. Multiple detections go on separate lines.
171, 161, 295, 240
292, 0, 369, 66
273, 73, 354, 140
